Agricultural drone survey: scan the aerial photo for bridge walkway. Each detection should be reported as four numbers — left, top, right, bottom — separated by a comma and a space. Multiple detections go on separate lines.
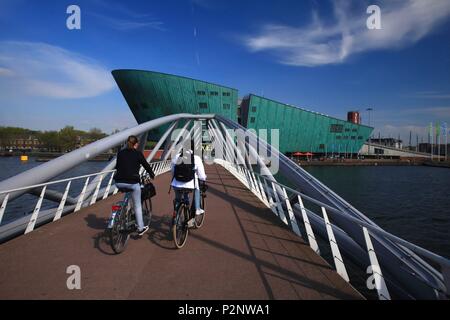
0, 164, 363, 299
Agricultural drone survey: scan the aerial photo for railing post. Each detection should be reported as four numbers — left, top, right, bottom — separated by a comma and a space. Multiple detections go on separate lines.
256, 175, 269, 207
156, 162, 161, 175
75, 177, 90, 212
246, 168, 257, 193
297, 195, 320, 254
240, 167, 249, 188
322, 207, 350, 282
282, 187, 302, 237
25, 186, 47, 234
271, 182, 288, 225
263, 179, 278, 216
250, 171, 263, 201
53, 181, 71, 221
363, 227, 391, 300
89, 174, 104, 205
103, 172, 115, 200
0, 193, 10, 225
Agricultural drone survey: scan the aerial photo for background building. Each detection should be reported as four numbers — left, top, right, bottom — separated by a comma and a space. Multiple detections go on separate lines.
112, 69, 374, 155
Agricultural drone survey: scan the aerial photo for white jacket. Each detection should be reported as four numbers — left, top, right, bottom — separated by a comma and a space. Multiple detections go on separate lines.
170, 151, 207, 189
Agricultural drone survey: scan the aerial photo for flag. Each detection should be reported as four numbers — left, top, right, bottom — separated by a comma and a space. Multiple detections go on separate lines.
436, 122, 440, 136
428, 123, 433, 138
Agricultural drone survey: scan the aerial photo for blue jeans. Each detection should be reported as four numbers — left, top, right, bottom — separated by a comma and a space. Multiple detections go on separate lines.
174, 187, 201, 211
115, 183, 145, 231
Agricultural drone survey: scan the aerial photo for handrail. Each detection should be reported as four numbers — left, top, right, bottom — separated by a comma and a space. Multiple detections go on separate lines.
1, 113, 449, 300
251, 167, 450, 268
0, 159, 169, 196
214, 114, 450, 299
0, 170, 115, 195
215, 158, 449, 298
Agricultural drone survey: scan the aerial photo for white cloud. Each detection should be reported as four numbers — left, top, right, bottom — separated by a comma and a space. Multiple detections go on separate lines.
89, 0, 165, 31
406, 106, 450, 118
0, 41, 115, 98
243, 0, 450, 67
0, 67, 14, 76
412, 92, 450, 99
89, 12, 165, 31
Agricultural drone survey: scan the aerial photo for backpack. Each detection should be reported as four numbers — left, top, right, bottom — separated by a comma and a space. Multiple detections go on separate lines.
173, 152, 195, 182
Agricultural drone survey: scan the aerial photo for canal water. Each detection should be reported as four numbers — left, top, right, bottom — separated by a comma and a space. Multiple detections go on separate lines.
0, 157, 449, 258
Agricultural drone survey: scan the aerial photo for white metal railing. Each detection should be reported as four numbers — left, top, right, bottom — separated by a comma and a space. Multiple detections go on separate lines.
0, 160, 171, 233
214, 158, 449, 300
1, 113, 448, 300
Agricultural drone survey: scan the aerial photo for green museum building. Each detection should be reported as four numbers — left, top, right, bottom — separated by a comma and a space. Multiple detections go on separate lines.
112, 69, 373, 155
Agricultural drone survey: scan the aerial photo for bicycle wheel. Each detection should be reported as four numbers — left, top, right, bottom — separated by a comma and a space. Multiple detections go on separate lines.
142, 197, 152, 227
109, 204, 131, 254
172, 204, 189, 249
194, 193, 206, 229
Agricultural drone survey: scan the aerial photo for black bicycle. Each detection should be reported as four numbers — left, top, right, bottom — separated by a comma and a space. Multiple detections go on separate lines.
107, 177, 153, 254
171, 183, 207, 249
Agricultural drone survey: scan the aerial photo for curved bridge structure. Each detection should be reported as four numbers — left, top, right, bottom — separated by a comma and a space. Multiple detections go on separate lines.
0, 114, 448, 300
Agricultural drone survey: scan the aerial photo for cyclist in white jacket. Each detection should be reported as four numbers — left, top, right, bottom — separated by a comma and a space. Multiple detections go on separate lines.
171, 147, 206, 226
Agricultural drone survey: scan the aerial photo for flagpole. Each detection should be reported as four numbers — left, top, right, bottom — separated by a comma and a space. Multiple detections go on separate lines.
442, 122, 448, 162
437, 122, 441, 162
430, 123, 433, 161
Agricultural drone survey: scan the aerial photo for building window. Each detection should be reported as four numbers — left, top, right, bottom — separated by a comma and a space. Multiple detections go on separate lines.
345, 128, 350, 132
223, 92, 231, 96
319, 144, 325, 150
343, 136, 349, 140
336, 136, 342, 140
251, 106, 257, 112
351, 136, 356, 140
199, 102, 208, 109
358, 136, 363, 140
352, 128, 357, 132
250, 117, 255, 123
223, 103, 230, 110
330, 124, 344, 133
197, 90, 206, 96
210, 91, 218, 96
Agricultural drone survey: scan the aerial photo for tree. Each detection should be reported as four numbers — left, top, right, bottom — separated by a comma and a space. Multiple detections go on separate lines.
38, 131, 60, 152
59, 126, 78, 152
87, 128, 106, 141
0, 126, 38, 150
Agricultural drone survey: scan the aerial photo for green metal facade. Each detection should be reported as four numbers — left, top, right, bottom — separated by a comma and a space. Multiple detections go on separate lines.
112, 70, 373, 153
112, 70, 238, 139
242, 95, 373, 153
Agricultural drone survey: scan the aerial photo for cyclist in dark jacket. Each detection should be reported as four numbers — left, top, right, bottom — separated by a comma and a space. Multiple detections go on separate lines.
115, 135, 155, 236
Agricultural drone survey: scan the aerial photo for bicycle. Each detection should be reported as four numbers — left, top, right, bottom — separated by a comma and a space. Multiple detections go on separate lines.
107, 176, 153, 254
171, 183, 207, 249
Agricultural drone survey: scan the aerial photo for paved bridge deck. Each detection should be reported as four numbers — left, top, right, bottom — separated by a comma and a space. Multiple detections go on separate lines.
0, 164, 363, 300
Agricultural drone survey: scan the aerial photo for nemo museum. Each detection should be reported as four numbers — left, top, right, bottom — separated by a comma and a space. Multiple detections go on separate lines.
112, 69, 373, 155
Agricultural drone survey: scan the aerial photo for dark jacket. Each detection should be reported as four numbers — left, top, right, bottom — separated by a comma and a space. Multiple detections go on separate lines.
114, 148, 155, 184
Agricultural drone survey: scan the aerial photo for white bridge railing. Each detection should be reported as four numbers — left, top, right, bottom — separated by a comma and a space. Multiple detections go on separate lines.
206, 115, 450, 300
0, 160, 171, 233
0, 113, 448, 300
215, 158, 449, 300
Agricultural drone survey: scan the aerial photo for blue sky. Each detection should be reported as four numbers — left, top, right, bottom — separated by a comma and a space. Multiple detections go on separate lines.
0, 0, 450, 142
